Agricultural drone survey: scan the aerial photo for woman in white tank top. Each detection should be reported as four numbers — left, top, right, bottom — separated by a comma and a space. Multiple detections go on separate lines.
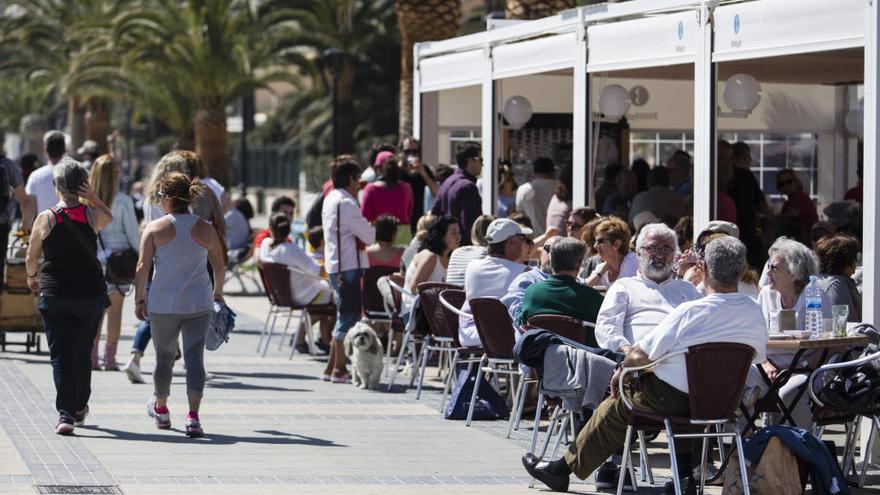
401, 215, 462, 316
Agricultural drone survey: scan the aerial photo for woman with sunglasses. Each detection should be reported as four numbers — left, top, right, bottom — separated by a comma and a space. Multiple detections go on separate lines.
565, 207, 598, 241
776, 169, 818, 243
584, 217, 637, 288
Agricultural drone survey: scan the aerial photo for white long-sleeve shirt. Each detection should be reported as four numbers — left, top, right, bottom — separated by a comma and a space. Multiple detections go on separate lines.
259, 238, 325, 305
595, 272, 702, 352
321, 188, 375, 274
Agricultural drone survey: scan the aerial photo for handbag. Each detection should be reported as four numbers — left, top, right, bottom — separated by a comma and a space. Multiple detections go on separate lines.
98, 232, 138, 285
444, 368, 510, 421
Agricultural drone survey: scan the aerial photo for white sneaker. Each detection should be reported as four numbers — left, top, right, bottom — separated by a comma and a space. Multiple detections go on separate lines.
123, 358, 145, 384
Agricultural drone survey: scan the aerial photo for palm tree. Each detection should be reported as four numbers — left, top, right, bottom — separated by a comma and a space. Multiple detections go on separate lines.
114, 0, 297, 185
0, 0, 131, 154
260, 0, 396, 155
395, 0, 462, 139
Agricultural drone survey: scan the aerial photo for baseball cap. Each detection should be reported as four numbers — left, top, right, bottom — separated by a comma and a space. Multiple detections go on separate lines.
374, 150, 394, 166
484, 218, 533, 243
704, 220, 739, 239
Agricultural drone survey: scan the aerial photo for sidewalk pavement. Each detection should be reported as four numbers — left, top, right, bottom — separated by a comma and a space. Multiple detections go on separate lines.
0, 278, 875, 494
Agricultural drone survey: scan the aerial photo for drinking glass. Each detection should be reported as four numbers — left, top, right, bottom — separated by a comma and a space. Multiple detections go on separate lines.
832, 305, 849, 337
768, 309, 780, 334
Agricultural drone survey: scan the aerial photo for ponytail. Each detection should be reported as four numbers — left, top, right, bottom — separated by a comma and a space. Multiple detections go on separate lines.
269, 212, 291, 248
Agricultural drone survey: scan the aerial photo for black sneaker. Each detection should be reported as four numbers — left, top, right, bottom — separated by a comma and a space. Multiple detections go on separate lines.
522, 453, 570, 493
595, 461, 618, 489
55, 415, 74, 435
664, 477, 697, 495
295, 343, 310, 354
73, 405, 89, 427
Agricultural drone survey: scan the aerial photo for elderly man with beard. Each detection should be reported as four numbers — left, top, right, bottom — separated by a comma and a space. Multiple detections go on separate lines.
585, 223, 702, 490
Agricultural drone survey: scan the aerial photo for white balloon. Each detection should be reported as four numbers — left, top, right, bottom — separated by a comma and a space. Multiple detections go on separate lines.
502, 96, 533, 130
723, 73, 762, 112
598, 84, 631, 119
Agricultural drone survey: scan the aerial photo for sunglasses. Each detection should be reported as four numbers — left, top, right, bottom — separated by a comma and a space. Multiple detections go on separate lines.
594, 237, 609, 245
565, 221, 585, 230
403, 148, 420, 155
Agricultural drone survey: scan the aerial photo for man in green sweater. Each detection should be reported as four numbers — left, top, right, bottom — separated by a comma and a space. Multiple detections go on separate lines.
518, 237, 604, 347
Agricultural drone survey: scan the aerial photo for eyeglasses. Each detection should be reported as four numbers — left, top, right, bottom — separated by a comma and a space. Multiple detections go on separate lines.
594, 237, 609, 245
640, 244, 675, 256
565, 221, 585, 230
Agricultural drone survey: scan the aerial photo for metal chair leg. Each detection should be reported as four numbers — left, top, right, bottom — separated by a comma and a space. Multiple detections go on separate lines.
288, 313, 306, 360
860, 416, 880, 488
305, 311, 316, 356
257, 306, 274, 352
440, 352, 460, 413
699, 429, 710, 495
387, 331, 411, 391
734, 424, 751, 495
513, 377, 530, 432
637, 430, 655, 484
408, 338, 422, 388
528, 393, 545, 454
260, 310, 280, 357
415, 341, 431, 400
617, 426, 635, 495
278, 308, 295, 351
465, 356, 486, 427
665, 419, 682, 495
506, 374, 524, 438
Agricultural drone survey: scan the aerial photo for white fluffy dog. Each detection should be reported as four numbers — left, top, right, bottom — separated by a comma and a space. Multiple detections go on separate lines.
343, 321, 384, 389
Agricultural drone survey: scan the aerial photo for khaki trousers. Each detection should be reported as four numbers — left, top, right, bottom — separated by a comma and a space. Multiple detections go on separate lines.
564, 372, 691, 479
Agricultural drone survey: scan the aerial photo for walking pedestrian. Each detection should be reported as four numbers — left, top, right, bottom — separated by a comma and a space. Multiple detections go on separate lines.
322, 156, 375, 383
134, 172, 226, 437
89, 155, 140, 371
25, 158, 113, 435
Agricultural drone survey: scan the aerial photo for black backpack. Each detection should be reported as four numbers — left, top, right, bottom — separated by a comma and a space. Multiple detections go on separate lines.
815, 324, 880, 414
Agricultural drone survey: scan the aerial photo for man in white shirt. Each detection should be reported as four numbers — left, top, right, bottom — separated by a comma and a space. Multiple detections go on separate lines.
321, 157, 375, 382
459, 218, 529, 347
524, 236, 767, 493
515, 157, 556, 234
595, 223, 702, 353
25, 131, 67, 220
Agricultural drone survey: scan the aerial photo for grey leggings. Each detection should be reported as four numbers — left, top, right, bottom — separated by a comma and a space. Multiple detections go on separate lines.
151, 311, 212, 398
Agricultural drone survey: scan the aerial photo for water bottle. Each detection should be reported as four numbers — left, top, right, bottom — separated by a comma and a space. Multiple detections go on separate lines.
804, 275, 824, 339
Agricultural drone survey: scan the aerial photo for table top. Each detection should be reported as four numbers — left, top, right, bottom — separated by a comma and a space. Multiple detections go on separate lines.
767, 335, 868, 350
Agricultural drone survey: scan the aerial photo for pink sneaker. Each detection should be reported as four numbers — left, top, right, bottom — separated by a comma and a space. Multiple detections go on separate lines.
331, 372, 352, 384
185, 412, 203, 438
147, 400, 171, 429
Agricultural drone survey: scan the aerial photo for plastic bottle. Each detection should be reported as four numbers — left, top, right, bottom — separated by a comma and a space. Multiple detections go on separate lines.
804, 275, 824, 339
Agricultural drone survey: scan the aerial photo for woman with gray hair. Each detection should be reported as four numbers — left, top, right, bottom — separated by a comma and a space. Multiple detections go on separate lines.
757, 236, 831, 426
25, 157, 113, 435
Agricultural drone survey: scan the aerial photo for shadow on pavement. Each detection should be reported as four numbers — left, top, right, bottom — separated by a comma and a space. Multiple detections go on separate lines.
85, 426, 345, 447
210, 371, 319, 381
205, 380, 312, 393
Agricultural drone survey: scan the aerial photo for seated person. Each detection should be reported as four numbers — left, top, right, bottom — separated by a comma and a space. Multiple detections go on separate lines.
366, 214, 406, 268
259, 213, 333, 306
460, 218, 529, 347
815, 234, 861, 322
253, 196, 296, 260
501, 235, 561, 328
225, 197, 254, 253
307, 226, 325, 265
757, 237, 831, 427
446, 214, 494, 286
401, 215, 461, 318
585, 217, 638, 289
596, 223, 702, 354
524, 236, 768, 493
518, 238, 604, 347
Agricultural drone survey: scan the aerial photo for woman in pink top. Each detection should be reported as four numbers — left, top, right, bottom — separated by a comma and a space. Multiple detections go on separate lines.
361, 156, 413, 245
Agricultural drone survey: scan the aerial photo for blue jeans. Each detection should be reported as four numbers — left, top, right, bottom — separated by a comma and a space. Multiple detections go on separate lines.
131, 269, 152, 355
39, 294, 109, 416
329, 269, 363, 342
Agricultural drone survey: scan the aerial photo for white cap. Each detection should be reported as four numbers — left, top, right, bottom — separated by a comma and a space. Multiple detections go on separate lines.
484, 218, 533, 243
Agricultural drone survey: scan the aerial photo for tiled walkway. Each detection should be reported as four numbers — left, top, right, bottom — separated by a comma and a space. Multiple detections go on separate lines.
0, 291, 875, 494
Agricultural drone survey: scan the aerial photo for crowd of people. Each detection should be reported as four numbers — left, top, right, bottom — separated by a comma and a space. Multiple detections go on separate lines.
289, 138, 865, 493
0, 126, 867, 495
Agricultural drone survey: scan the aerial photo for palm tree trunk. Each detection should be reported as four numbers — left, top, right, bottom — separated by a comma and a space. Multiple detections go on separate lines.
335, 58, 357, 155
505, 0, 575, 19
396, 0, 462, 139
175, 130, 196, 151
195, 103, 230, 186
85, 98, 111, 155
67, 96, 86, 156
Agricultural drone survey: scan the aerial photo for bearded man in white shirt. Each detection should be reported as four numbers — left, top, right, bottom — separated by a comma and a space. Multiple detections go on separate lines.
523, 236, 768, 493
595, 223, 702, 354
